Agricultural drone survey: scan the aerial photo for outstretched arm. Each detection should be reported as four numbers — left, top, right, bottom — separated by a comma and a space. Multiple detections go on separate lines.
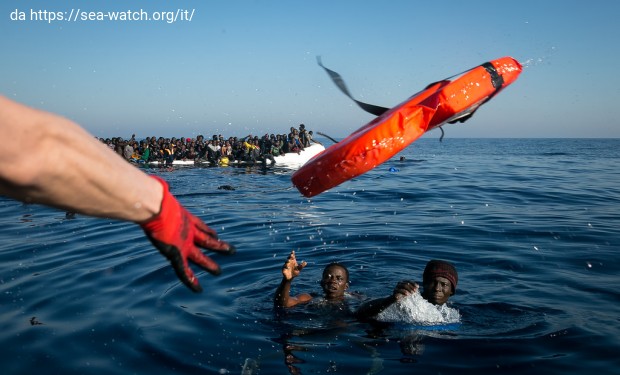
0, 96, 235, 292
274, 250, 312, 308
355, 280, 418, 321
0, 95, 163, 220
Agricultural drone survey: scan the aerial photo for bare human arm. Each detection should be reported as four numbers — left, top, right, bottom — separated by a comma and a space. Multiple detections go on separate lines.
274, 250, 312, 308
0, 95, 164, 220
0, 95, 235, 292
355, 280, 419, 321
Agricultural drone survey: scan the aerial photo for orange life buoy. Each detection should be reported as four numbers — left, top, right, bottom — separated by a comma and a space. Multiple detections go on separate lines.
292, 56, 522, 197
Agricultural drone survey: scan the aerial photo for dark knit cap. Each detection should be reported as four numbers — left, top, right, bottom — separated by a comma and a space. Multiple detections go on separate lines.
423, 260, 458, 294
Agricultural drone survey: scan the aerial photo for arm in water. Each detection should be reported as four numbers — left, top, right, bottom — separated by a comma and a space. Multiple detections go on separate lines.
355, 280, 419, 321
274, 250, 312, 308
356, 259, 458, 321
0, 95, 235, 292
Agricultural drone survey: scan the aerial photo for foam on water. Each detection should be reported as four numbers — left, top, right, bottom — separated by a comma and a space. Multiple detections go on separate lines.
377, 292, 461, 325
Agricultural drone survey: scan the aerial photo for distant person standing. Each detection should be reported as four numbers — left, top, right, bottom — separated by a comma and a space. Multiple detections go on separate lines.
123, 141, 134, 160
307, 130, 322, 145
299, 123, 311, 147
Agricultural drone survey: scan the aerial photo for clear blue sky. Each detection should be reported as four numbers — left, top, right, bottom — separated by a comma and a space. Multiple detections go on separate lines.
2, 0, 619, 138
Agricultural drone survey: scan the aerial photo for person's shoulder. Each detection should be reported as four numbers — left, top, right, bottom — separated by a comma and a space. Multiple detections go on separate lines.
346, 291, 366, 300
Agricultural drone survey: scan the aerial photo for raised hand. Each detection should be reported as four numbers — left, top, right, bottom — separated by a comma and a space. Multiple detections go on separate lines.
281, 250, 307, 281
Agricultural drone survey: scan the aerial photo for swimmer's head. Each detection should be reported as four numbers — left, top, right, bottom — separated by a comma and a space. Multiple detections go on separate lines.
423, 260, 458, 294
320, 263, 349, 299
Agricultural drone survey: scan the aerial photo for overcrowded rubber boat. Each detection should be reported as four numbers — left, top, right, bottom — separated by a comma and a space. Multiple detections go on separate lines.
146, 143, 325, 169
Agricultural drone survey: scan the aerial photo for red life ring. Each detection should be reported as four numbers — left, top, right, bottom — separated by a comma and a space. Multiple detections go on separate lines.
292, 56, 522, 197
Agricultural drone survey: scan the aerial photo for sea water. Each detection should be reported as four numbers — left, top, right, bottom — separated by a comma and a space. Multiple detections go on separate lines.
1, 138, 619, 374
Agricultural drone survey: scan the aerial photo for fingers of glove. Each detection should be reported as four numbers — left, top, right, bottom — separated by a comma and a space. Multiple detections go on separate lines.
187, 247, 222, 276
193, 225, 236, 255
190, 214, 219, 239
174, 260, 203, 293
151, 239, 203, 293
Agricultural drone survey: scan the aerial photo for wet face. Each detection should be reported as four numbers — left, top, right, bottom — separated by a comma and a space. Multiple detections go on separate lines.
320, 266, 349, 300
422, 276, 453, 305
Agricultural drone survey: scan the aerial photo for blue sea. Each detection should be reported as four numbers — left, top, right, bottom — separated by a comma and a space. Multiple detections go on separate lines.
1, 138, 619, 374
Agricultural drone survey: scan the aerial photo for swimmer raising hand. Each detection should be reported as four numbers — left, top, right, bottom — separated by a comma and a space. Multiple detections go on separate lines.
274, 251, 312, 308
282, 250, 307, 281
274, 251, 350, 308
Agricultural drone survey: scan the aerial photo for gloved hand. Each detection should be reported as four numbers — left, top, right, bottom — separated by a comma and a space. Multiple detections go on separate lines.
140, 176, 235, 292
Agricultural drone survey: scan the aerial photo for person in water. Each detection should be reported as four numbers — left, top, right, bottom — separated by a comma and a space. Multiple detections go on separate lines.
274, 250, 349, 308
355, 259, 458, 321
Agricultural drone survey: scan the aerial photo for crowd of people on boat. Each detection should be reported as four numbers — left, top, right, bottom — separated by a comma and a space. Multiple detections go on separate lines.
99, 123, 319, 165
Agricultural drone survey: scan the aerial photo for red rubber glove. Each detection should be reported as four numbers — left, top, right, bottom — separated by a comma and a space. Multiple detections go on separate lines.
141, 176, 235, 292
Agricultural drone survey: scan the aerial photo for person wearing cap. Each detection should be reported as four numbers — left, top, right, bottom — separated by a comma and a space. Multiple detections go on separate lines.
355, 260, 458, 321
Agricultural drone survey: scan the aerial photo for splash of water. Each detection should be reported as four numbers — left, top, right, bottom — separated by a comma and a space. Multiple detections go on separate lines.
376, 292, 461, 325
521, 46, 557, 69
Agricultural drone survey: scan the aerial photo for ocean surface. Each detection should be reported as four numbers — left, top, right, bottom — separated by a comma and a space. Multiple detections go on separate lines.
1, 138, 619, 375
